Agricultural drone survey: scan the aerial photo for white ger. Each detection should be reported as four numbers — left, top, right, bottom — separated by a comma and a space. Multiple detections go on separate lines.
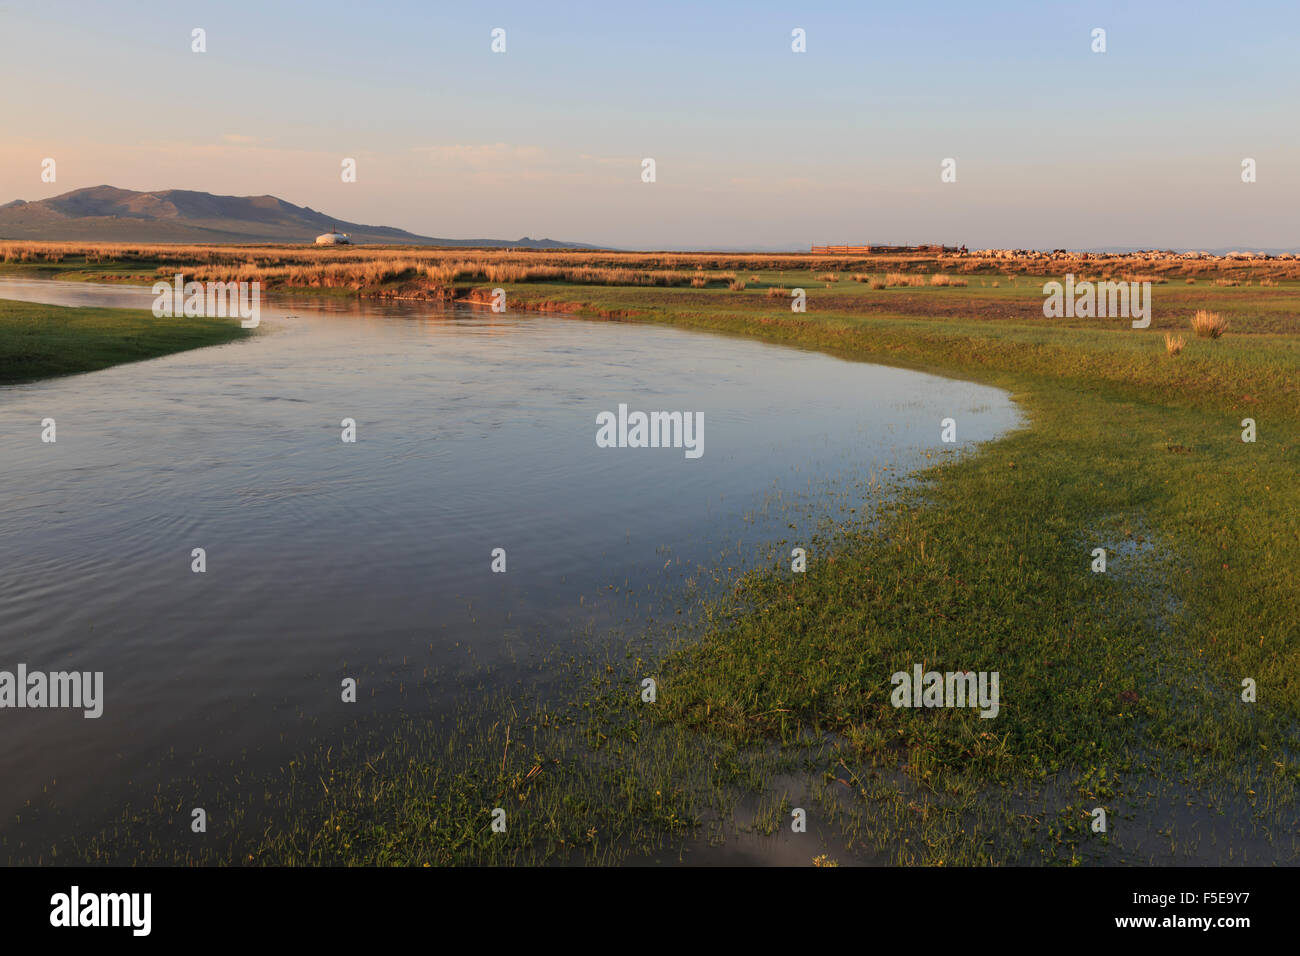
315, 227, 352, 245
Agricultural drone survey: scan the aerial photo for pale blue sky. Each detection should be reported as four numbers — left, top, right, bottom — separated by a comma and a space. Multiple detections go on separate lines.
2, 0, 1296, 249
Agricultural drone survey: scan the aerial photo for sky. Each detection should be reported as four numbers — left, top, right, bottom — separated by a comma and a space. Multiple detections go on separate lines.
1, 0, 1297, 250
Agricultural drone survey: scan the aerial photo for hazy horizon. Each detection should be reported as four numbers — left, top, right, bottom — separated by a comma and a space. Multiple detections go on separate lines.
4, 0, 1297, 250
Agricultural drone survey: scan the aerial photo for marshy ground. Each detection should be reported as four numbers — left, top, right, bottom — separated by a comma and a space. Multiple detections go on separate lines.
2, 243, 1297, 865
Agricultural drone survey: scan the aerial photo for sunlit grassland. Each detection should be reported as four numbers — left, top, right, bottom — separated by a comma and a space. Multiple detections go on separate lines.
0, 298, 250, 386
5, 241, 1300, 304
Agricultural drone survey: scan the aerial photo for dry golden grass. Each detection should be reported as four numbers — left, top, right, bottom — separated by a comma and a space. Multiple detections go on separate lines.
5, 242, 1300, 295
728, 279, 746, 291
765, 286, 788, 299
178, 257, 707, 291
1191, 309, 1228, 339
1164, 333, 1186, 356
885, 273, 926, 288
929, 274, 968, 287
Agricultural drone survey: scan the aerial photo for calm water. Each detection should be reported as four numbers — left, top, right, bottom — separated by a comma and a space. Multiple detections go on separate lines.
0, 278, 1020, 852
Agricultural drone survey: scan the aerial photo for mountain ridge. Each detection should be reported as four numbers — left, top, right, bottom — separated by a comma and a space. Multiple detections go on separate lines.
0, 185, 598, 248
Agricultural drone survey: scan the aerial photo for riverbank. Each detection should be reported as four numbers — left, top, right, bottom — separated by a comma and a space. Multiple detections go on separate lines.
0, 298, 250, 386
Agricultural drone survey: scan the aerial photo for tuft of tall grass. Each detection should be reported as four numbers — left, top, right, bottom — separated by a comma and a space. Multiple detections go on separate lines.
1164, 333, 1186, 356
885, 273, 926, 288
1191, 309, 1228, 338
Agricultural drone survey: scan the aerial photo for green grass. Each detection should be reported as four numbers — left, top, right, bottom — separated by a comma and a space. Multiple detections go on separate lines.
0, 298, 251, 385
0, 256, 173, 281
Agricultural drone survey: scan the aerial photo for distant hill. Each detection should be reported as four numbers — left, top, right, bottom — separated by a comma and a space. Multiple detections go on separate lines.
0, 185, 598, 248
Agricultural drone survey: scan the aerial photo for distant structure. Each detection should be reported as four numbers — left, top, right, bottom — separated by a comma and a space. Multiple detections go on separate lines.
811, 243, 965, 254
315, 224, 352, 245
